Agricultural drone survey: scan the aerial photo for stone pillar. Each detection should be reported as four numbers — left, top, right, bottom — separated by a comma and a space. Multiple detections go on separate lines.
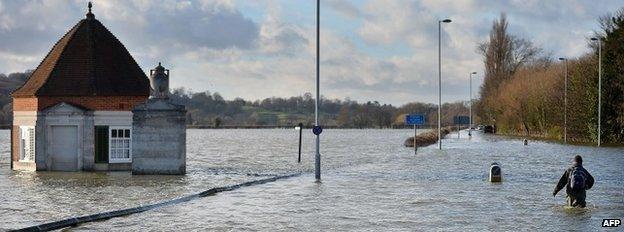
132, 99, 186, 175
132, 63, 186, 175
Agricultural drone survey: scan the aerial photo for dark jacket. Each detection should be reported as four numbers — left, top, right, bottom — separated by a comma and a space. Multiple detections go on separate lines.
554, 164, 594, 196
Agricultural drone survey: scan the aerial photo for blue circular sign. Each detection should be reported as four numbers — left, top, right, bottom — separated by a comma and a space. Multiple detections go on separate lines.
312, 126, 323, 135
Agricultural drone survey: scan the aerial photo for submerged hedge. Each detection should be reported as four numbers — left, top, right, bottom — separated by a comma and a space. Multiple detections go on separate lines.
404, 127, 453, 147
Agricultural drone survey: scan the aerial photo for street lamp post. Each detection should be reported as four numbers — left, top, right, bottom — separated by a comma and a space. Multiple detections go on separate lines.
438, 18, 451, 150
590, 37, 602, 147
314, 0, 321, 180
469, 71, 477, 137
558, 57, 568, 144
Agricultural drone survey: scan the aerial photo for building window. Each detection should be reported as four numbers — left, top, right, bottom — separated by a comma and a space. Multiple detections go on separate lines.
19, 126, 35, 162
109, 127, 131, 163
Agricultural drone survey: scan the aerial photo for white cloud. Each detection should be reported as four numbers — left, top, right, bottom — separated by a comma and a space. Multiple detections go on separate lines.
0, 0, 621, 105
257, 4, 308, 56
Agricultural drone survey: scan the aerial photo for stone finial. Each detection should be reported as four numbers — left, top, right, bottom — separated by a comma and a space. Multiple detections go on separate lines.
149, 62, 170, 99
86, 1, 95, 19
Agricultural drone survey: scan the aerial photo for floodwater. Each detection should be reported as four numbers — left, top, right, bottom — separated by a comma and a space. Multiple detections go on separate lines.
1, 129, 623, 231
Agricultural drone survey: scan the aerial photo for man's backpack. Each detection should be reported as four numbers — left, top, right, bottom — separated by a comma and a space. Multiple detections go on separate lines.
569, 167, 586, 192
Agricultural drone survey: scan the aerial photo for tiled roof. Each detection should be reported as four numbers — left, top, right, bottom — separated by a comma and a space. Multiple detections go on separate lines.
12, 13, 149, 97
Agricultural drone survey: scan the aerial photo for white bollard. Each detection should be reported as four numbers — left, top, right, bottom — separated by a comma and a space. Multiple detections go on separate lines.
489, 162, 502, 182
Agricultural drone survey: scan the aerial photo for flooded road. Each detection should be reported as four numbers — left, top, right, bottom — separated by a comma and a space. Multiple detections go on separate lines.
1, 129, 623, 231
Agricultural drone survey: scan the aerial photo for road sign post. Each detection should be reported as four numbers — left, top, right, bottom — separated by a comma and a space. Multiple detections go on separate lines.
453, 116, 470, 139
406, 114, 426, 154
414, 125, 417, 154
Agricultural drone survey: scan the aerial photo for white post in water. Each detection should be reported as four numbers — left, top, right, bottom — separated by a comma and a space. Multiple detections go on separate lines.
314, 0, 321, 181
438, 18, 451, 150
591, 37, 602, 147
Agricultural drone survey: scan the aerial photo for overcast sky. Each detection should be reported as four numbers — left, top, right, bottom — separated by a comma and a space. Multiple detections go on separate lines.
0, 0, 619, 105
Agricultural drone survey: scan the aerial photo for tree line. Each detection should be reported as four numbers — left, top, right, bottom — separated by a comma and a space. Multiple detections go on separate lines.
476, 10, 624, 144
0, 71, 31, 125
0, 71, 470, 128
169, 88, 470, 128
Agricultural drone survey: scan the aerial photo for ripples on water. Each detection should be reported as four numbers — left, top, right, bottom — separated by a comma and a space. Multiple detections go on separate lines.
1, 129, 622, 231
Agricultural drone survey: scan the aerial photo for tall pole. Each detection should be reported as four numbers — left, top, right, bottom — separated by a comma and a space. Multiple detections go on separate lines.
469, 72, 472, 136
564, 60, 567, 144
563, 59, 568, 143
591, 37, 602, 146
314, 0, 321, 181
598, 40, 602, 147
437, 19, 451, 149
438, 21, 442, 149
558, 57, 568, 144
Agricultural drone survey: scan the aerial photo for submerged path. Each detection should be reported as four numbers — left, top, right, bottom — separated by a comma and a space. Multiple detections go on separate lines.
4, 129, 622, 231
12, 173, 302, 232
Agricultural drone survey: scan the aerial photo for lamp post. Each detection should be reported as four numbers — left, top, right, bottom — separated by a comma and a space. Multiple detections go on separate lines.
314, 0, 321, 181
469, 71, 477, 137
558, 57, 568, 144
590, 37, 602, 147
438, 18, 451, 150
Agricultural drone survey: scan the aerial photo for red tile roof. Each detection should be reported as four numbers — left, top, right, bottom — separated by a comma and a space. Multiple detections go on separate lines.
12, 14, 149, 97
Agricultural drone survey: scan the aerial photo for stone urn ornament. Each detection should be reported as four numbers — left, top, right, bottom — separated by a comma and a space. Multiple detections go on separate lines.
149, 62, 169, 99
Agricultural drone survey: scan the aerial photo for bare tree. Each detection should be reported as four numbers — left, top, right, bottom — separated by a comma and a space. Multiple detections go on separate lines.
477, 13, 542, 123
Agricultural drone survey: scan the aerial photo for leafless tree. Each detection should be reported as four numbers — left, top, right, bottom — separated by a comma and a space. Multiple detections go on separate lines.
477, 13, 542, 123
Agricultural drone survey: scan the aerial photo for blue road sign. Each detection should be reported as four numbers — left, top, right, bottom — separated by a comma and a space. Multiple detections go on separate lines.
405, 114, 426, 125
312, 126, 323, 135
453, 116, 470, 125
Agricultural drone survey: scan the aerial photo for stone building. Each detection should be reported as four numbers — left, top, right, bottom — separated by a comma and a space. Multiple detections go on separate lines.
11, 4, 151, 171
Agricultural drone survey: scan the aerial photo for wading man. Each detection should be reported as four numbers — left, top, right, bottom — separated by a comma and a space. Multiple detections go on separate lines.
553, 155, 595, 208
